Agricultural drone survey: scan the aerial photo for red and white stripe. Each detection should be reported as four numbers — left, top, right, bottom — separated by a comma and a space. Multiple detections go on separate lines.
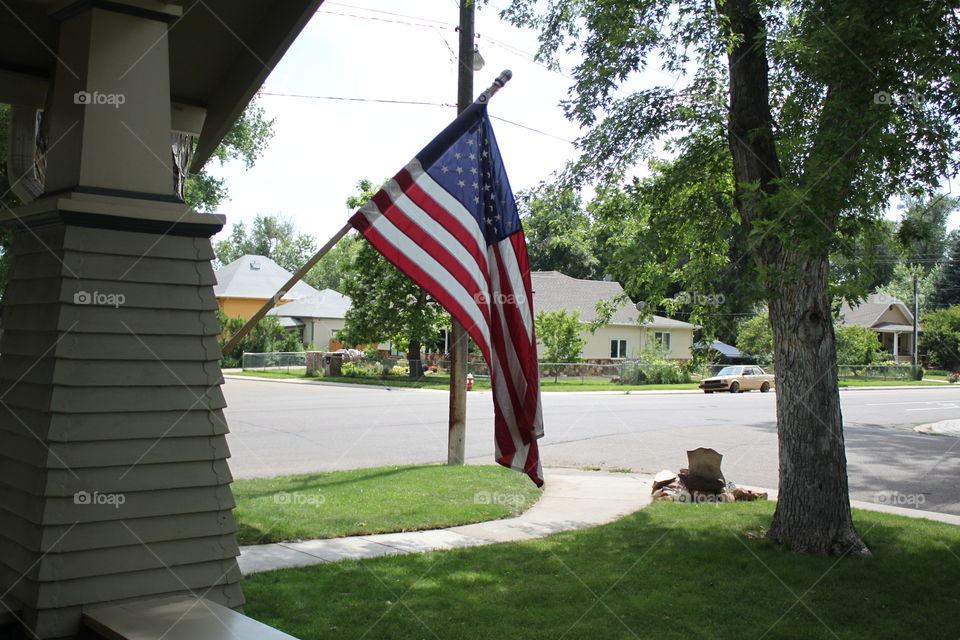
351, 159, 543, 485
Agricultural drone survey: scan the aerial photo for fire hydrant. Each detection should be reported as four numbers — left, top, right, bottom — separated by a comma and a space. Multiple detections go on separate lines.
466, 373, 474, 391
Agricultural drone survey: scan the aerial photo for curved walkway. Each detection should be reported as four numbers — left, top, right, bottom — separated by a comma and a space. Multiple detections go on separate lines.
238, 469, 653, 575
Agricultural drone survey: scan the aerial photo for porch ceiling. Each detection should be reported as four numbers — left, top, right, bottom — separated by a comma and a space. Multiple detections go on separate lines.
0, 0, 323, 170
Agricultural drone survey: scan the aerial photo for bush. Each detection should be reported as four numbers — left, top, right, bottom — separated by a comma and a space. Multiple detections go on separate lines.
217, 310, 303, 368
835, 325, 884, 365
342, 361, 383, 378
622, 362, 692, 384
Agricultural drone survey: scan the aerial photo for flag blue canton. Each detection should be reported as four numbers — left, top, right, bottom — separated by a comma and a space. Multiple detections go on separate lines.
422, 106, 521, 245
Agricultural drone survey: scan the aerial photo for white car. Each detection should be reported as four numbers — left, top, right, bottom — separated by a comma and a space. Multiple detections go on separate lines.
699, 366, 775, 394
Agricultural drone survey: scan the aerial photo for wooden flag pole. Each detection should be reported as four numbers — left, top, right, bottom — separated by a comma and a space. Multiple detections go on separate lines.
221, 222, 352, 357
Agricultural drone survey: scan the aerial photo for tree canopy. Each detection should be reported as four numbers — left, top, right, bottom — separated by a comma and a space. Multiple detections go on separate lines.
214, 214, 316, 272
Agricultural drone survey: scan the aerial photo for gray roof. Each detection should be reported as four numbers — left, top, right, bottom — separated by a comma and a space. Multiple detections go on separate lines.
839, 294, 916, 329
696, 340, 742, 358
214, 255, 320, 301
530, 271, 695, 329
268, 289, 351, 320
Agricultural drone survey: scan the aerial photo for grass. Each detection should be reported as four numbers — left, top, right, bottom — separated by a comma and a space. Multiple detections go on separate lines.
242, 501, 960, 639
229, 370, 698, 392
231, 465, 541, 545
838, 378, 946, 386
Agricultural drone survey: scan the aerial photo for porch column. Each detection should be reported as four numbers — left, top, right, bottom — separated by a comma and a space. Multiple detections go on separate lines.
892, 332, 899, 362
0, 3, 243, 638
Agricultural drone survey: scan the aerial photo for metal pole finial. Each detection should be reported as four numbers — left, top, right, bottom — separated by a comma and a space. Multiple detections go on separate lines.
476, 70, 513, 104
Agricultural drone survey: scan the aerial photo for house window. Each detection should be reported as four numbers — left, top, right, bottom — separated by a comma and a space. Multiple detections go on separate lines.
610, 339, 627, 359
654, 331, 671, 350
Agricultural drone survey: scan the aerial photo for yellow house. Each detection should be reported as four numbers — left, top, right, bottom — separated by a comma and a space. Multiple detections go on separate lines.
531, 272, 696, 360
214, 254, 321, 320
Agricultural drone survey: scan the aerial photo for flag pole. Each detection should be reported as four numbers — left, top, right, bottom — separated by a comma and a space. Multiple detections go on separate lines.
220, 222, 352, 357
448, 0, 476, 466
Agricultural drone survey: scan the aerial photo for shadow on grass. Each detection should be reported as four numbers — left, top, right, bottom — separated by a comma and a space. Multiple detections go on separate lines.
242, 501, 960, 639
233, 466, 426, 500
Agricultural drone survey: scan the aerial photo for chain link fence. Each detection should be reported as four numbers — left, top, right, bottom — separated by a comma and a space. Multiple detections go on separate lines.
241, 352, 307, 374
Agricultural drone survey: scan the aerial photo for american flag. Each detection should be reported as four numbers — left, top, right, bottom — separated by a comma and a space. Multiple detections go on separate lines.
350, 101, 544, 486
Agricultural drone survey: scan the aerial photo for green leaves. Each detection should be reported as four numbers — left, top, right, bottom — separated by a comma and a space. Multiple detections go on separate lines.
535, 309, 586, 363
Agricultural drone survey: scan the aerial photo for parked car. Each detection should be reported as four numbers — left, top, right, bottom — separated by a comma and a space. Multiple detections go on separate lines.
699, 365, 774, 393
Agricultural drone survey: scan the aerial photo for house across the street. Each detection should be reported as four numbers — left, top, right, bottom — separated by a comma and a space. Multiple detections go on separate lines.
267, 289, 351, 351
838, 294, 919, 363
214, 254, 321, 319
531, 271, 696, 360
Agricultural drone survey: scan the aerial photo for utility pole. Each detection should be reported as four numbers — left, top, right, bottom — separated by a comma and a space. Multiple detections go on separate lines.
913, 273, 920, 366
448, 0, 474, 465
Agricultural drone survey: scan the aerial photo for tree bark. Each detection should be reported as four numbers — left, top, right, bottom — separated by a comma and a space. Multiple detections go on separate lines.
407, 338, 423, 380
720, 0, 869, 556
766, 259, 869, 556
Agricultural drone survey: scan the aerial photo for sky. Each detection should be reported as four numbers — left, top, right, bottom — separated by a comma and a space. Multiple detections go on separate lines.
206, 1, 959, 247
206, 0, 597, 245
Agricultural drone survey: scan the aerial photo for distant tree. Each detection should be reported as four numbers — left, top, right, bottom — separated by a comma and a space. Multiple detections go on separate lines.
517, 183, 600, 279
213, 214, 316, 272
303, 233, 362, 292
929, 234, 960, 310
338, 179, 448, 378
920, 306, 960, 370
736, 312, 774, 363
896, 195, 957, 277
535, 309, 586, 363
834, 325, 884, 365
875, 262, 939, 312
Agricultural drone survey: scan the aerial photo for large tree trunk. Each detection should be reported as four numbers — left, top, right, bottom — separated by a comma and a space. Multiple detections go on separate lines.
721, 0, 868, 556
407, 339, 423, 380
766, 259, 870, 556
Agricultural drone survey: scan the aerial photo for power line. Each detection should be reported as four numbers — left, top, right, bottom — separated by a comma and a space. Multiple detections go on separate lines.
257, 91, 575, 143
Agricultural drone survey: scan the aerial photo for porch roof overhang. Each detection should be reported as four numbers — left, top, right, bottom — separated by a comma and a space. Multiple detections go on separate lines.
872, 322, 916, 333
0, 0, 323, 171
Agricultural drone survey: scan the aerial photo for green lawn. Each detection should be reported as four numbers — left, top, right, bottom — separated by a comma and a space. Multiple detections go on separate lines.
229, 370, 698, 391
243, 501, 960, 639
838, 378, 947, 386
231, 465, 541, 545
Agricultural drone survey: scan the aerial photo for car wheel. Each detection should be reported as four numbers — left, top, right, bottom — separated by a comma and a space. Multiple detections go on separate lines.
729, 381, 740, 393
760, 381, 770, 393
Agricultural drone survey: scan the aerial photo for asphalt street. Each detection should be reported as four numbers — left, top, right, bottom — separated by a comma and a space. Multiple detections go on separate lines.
221, 378, 960, 515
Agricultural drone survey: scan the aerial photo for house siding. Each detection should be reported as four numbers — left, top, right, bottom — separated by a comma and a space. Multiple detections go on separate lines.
0, 222, 243, 638
537, 324, 695, 361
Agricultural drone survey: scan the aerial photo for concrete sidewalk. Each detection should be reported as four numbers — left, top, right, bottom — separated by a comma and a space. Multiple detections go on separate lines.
238, 469, 653, 575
